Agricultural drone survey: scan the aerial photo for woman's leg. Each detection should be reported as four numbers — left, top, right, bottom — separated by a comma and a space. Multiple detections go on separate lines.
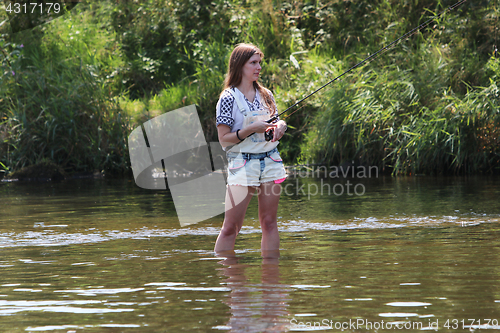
214, 185, 255, 253
257, 182, 281, 252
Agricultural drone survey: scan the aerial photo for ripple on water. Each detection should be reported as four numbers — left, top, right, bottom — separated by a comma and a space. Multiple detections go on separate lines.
54, 288, 145, 296
26, 324, 141, 331
0, 300, 134, 315
386, 302, 432, 307
2, 215, 497, 248
290, 285, 331, 290
378, 312, 420, 318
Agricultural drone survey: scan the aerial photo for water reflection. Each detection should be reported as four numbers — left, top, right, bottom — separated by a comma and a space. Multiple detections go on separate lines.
216, 251, 291, 332
1, 177, 499, 332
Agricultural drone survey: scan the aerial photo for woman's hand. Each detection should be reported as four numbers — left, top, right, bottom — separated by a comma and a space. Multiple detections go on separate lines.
271, 120, 287, 142
247, 119, 277, 133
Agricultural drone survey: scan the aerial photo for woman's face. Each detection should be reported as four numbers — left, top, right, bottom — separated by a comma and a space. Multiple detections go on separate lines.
241, 53, 262, 84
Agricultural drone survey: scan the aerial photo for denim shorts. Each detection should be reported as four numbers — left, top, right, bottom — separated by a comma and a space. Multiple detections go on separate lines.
226, 148, 287, 187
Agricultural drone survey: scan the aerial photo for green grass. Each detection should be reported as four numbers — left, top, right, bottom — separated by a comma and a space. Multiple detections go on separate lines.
0, 2, 129, 174
0, 0, 499, 176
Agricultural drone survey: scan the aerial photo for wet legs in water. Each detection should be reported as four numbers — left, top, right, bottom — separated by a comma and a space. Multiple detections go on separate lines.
214, 182, 281, 255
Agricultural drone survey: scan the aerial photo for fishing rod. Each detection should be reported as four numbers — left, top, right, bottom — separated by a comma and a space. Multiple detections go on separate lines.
266, 0, 468, 135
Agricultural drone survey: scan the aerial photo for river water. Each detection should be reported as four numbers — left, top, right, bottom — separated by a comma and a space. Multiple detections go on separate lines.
1, 175, 499, 332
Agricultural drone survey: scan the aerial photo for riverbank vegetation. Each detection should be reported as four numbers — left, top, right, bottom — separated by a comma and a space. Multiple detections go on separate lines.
0, 0, 498, 176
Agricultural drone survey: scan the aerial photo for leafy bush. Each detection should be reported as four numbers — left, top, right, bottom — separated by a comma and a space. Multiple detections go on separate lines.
109, 0, 235, 99
300, 55, 500, 175
0, 4, 130, 175
1, 0, 499, 175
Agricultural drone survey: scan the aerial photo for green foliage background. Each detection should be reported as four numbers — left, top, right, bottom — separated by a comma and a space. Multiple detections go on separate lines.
0, 0, 499, 176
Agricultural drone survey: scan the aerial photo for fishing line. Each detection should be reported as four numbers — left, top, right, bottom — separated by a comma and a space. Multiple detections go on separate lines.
269, 0, 468, 123
495, 0, 499, 57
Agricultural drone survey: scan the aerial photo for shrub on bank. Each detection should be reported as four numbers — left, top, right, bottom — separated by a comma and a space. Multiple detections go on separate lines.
0, 4, 129, 175
300, 57, 500, 175
0, 0, 498, 176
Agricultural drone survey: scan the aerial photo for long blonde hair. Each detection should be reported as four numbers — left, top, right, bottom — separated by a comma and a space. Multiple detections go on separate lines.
222, 43, 276, 114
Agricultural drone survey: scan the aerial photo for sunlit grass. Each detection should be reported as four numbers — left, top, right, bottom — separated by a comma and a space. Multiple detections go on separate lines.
0, 0, 498, 175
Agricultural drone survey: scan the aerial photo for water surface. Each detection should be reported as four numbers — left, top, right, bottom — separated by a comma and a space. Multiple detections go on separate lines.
1, 176, 499, 332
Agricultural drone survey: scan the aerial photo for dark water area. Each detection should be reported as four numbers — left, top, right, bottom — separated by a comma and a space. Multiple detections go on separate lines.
1, 176, 499, 332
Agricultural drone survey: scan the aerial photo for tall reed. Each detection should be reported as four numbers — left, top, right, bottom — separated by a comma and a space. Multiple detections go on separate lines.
0, 4, 130, 174
1, 0, 498, 175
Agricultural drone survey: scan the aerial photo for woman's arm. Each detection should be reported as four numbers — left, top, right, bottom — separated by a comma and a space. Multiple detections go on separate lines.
217, 121, 278, 148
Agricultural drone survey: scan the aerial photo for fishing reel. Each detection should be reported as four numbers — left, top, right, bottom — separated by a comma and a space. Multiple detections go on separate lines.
265, 116, 278, 141
265, 129, 274, 141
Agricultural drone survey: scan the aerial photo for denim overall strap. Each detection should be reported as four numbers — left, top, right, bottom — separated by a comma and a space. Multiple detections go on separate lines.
227, 88, 249, 116
225, 88, 279, 154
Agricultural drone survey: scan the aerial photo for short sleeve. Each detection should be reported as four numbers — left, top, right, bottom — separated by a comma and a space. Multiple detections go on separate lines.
216, 90, 235, 129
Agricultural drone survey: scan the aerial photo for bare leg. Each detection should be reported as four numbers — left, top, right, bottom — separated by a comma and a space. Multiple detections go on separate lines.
214, 185, 255, 253
258, 182, 281, 252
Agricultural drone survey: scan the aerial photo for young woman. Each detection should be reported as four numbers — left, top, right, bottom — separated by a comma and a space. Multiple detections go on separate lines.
214, 43, 288, 256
